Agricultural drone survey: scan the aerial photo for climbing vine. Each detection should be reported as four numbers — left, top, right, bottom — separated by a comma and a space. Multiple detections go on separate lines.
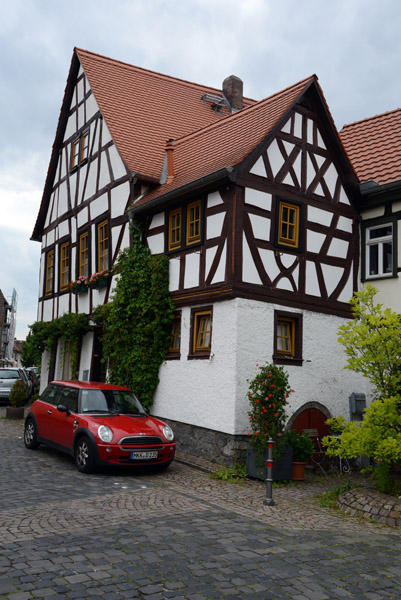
23, 313, 92, 378
93, 224, 174, 407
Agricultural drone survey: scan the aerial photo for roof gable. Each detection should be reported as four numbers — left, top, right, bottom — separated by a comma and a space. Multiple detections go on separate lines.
134, 75, 359, 210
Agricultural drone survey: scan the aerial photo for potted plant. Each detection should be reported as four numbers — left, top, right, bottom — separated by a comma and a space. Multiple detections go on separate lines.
6, 379, 28, 419
287, 429, 314, 481
87, 270, 110, 290
246, 363, 294, 481
70, 276, 89, 294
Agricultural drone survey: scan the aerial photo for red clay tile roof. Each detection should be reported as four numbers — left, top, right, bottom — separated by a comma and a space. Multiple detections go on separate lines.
134, 75, 316, 207
76, 48, 256, 180
340, 109, 401, 185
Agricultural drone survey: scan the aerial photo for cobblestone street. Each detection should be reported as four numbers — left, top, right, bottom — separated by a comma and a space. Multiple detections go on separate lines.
1, 415, 401, 600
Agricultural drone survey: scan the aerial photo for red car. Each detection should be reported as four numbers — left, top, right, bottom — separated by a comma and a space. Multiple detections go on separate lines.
24, 381, 175, 473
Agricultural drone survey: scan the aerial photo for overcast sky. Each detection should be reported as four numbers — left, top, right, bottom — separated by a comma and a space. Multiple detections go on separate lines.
1, 0, 401, 339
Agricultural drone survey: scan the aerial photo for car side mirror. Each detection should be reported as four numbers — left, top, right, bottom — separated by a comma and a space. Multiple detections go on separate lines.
57, 404, 71, 417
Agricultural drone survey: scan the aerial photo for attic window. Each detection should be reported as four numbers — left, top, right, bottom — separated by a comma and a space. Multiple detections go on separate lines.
71, 130, 89, 169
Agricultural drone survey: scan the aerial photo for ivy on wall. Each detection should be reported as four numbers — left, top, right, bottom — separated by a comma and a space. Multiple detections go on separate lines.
23, 313, 92, 378
93, 225, 174, 408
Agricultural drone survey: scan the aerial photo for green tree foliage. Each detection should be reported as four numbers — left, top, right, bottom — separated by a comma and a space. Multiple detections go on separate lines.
337, 284, 401, 398
94, 226, 174, 407
324, 286, 401, 492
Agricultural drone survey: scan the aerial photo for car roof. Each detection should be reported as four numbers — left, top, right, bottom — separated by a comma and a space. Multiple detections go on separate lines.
50, 380, 131, 391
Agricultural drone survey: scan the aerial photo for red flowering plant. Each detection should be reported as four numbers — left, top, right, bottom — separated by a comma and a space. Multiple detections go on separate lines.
247, 363, 294, 463
69, 275, 89, 293
87, 270, 109, 289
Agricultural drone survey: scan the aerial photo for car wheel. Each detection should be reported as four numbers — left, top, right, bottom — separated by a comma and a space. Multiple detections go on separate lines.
75, 436, 95, 473
24, 418, 40, 449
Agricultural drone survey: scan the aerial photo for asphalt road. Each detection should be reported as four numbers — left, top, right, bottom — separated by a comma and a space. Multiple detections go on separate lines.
1, 416, 401, 600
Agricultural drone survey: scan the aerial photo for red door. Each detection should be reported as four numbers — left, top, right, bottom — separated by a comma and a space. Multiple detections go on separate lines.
292, 407, 329, 439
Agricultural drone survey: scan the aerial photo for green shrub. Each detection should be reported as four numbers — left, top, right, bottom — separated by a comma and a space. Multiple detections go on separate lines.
9, 380, 28, 407
286, 429, 314, 461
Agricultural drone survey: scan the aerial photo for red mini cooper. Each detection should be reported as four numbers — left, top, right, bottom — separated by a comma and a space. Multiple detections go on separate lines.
24, 381, 175, 473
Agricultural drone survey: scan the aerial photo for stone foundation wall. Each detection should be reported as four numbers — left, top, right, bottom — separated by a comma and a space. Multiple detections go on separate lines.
338, 488, 401, 527
164, 418, 248, 466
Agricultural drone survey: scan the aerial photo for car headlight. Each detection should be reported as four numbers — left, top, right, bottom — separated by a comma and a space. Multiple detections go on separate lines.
98, 425, 113, 443
163, 425, 174, 441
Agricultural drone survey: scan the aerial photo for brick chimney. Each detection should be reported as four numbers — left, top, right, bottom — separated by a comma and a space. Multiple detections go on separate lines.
222, 75, 243, 112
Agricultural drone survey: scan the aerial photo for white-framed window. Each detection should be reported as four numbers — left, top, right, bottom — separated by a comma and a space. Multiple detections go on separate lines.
365, 222, 394, 278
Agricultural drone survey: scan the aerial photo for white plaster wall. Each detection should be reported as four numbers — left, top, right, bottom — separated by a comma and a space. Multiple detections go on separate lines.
244, 188, 272, 211
153, 297, 371, 436
149, 213, 164, 229
207, 191, 224, 208
79, 332, 94, 380
147, 233, 164, 255
207, 213, 225, 239
184, 253, 200, 288
152, 301, 238, 433
90, 192, 108, 220
109, 145, 127, 180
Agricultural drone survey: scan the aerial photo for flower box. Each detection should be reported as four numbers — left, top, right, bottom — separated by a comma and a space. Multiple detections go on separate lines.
246, 445, 293, 481
72, 283, 88, 295
87, 271, 110, 290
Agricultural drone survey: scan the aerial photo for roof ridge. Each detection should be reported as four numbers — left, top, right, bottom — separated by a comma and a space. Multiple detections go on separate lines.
173, 74, 316, 148
341, 107, 401, 131
75, 47, 256, 102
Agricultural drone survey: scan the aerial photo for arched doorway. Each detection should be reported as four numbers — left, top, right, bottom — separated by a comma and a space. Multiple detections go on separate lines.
287, 402, 331, 439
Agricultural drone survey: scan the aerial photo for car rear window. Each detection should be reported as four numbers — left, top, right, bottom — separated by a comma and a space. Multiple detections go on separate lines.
0, 370, 20, 379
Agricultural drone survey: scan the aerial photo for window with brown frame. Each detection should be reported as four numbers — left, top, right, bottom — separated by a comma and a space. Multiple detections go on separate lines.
71, 130, 89, 170
167, 199, 203, 252
97, 220, 109, 272
168, 314, 181, 356
79, 231, 89, 278
189, 308, 212, 358
186, 200, 201, 245
44, 249, 54, 296
277, 200, 300, 248
59, 242, 70, 292
273, 311, 303, 366
168, 208, 182, 251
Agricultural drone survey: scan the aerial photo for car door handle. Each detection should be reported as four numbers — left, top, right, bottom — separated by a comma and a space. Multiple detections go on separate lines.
47, 410, 52, 414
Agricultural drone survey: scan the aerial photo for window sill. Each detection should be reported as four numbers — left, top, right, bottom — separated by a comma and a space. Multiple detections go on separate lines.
273, 354, 303, 366
166, 353, 181, 360
187, 352, 211, 360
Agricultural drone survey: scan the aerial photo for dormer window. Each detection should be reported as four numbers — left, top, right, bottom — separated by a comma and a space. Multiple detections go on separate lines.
71, 130, 89, 170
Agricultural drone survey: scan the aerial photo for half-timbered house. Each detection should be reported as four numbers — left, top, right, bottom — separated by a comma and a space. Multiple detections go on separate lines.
32, 48, 371, 462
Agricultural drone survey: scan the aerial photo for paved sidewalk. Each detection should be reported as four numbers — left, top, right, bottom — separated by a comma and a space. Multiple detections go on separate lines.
0, 415, 400, 599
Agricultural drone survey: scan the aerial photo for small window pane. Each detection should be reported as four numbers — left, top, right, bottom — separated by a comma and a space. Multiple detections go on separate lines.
369, 225, 392, 240
383, 242, 393, 273
369, 245, 378, 275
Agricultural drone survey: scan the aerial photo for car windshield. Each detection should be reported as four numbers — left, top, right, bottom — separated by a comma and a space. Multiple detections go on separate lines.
0, 370, 19, 379
80, 389, 146, 415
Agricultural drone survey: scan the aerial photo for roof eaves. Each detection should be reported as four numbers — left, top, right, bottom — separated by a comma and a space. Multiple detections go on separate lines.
128, 167, 234, 216
31, 51, 81, 242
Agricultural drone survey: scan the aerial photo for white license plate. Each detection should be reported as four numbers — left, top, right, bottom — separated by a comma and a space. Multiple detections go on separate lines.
130, 451, 158, 460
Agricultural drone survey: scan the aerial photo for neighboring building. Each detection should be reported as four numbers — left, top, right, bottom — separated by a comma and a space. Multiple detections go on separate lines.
12, 340, 23, 368
32, 48, 371, 462
340, 110, 401, 311
0, 289, 17, 367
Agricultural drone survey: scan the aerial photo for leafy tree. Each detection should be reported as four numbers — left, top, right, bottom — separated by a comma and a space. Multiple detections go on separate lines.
324, 286, 401, 492
94, 225, 174, 407
337, 284, 401, 398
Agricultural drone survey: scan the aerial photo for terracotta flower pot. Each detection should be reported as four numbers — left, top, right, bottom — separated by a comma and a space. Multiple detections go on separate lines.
292, 460, 308, 481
